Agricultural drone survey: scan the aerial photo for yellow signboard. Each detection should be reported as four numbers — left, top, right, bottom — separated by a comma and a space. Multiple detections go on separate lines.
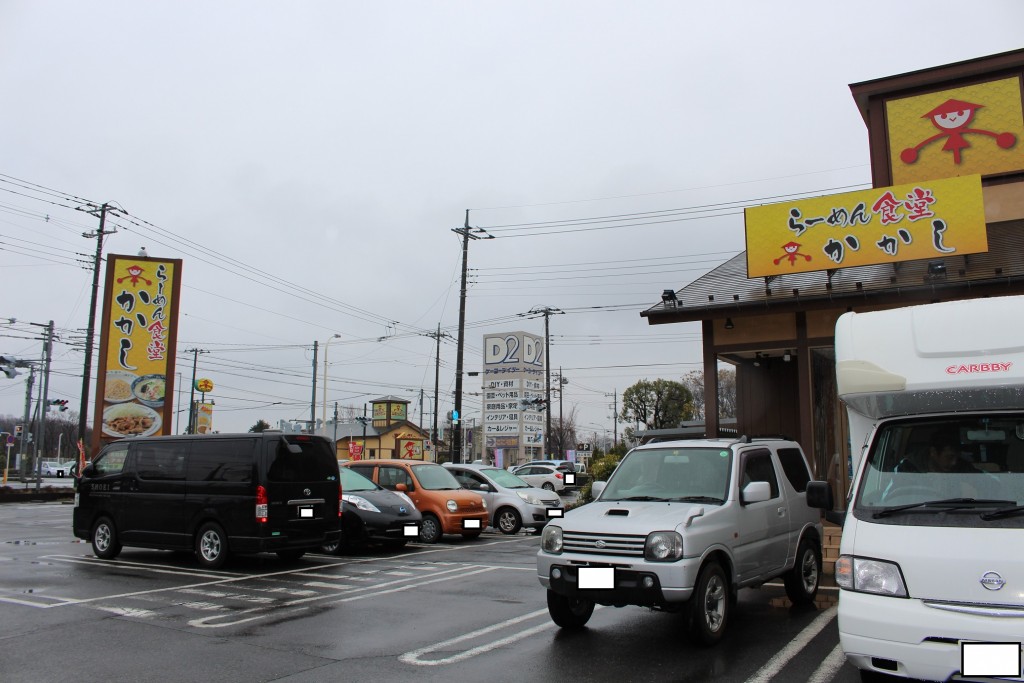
887, 77, 1024, 185
390, 403, 407, 421
745, 175, 986, 278
398, 439, 423, 460
93, 254, 182, 451
196, 403, 214, 434
373, 403, 386, 420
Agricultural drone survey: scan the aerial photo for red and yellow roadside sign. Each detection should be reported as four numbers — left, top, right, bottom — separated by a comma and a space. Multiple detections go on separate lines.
92, 254, 182, 452
744, 175, 986, 278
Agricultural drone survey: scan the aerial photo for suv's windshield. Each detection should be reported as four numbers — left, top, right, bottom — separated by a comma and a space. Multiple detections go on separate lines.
601, 447, 731, 503
412, 463, 462, 490
855, 416, 1024, 526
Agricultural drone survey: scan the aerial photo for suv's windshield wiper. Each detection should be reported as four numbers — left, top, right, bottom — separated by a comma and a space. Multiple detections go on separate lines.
615, 495, 669, 502
667, 496, 725, 504
980, 504, 1024, 521
873, 498, 1015, 519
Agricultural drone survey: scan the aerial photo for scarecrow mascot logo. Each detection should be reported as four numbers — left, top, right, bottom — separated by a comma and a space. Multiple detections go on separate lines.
900, 98, 1016, 166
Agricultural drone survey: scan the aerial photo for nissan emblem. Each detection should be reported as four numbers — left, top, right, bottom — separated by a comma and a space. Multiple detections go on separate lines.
980, 571, 1006, 591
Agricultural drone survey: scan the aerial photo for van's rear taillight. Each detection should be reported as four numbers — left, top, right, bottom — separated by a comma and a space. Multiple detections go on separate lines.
339, 483, 344, 517
256, 485, 268, 523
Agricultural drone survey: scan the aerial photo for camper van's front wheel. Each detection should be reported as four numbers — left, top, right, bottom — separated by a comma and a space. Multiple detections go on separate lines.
784, 538, 821, 605
196, 522, 228, 569
91, 517, 122, 560
547, 590, 594, 629
689, 560, 729, 646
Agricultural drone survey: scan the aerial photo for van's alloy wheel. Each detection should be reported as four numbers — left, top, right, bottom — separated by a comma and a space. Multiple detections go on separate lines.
91, 517, 122, 560
195, 522, 228, 569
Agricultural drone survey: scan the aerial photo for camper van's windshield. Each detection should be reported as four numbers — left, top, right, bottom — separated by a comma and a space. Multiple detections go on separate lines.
602, 448, 730, 503
854, 415, 1024, 526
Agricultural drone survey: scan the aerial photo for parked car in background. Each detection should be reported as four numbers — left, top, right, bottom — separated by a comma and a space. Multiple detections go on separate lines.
42, 460, 76, 477
344, 459, 488, 544
444, 463, 561, 534
510, 464, 567, 492
322, 466, 422, 554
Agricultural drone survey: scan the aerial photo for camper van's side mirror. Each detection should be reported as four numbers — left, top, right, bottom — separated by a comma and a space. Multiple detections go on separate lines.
806, 481, 833, 510
806, 480, 846, 525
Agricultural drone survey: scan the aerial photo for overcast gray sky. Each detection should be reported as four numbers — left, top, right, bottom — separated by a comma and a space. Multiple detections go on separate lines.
2, 2, 1022, 443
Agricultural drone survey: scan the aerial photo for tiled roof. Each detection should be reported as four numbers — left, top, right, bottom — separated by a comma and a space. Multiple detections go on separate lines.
643, 220, 1024, 322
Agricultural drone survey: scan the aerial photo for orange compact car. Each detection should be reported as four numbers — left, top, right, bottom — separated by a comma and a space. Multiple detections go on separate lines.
343, 459, 488, 543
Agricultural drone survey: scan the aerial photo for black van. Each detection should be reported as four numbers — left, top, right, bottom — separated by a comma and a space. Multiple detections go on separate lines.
73, 433, 341, 568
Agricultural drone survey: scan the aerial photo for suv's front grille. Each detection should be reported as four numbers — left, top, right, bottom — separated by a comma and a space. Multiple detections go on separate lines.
563, 531, 645, 557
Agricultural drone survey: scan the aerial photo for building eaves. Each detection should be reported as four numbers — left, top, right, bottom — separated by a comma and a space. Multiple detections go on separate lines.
643, 220, 1024, 324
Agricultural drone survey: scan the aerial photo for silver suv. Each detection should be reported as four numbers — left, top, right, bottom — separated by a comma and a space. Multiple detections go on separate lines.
444, 463, 562, 534
537, 437, 822, 645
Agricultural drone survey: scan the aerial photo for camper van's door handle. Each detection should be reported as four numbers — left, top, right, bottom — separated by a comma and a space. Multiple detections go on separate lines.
777, 507, 786, 517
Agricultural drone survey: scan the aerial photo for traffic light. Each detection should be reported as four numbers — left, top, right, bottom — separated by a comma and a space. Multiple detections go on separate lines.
0, 356, 20, 379
49, 399, 69, 412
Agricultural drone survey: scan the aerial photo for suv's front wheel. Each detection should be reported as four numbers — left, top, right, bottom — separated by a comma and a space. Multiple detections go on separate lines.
689, 560, 729, 646
547, 590, 594, 629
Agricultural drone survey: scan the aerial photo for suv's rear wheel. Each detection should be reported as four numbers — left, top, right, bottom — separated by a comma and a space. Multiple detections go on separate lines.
689, 560, 729, 646
195, 522, 228, 569
547, 590, 595, 629
91, 516, 122, 560
542, 482, 555, 491
419, 514, 443, 544
784, 538, 821, 606
496, 507, 522, 535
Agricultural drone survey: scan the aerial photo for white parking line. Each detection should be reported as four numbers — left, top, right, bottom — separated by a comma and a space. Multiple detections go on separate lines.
743, 607, 838, 683
400, 605, 606, 666
808, 643, 848, 683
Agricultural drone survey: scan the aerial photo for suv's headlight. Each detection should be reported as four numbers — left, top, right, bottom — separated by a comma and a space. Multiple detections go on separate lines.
835, 555, 908, 597
342, 494, 380, 514
517, 491, 542, 506
644, 531, 683, 561
541, 525, 563, 554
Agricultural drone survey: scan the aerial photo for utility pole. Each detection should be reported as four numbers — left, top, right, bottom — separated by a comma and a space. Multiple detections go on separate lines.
606, 390, 618, 446
310, 340, 318, 433
523, 306, 562, 457
77, 202, 118, 446
184, 348, 207, 434
422, 323, 449, 446
451, 211, 493, 464
19, 365, 35, 481
34, 321, 54, 491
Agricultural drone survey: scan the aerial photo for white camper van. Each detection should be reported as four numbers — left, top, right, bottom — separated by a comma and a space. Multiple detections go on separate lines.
809, 296, 1024, 682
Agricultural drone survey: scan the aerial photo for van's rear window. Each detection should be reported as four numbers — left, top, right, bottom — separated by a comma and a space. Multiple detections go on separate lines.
266, 438, 339, 482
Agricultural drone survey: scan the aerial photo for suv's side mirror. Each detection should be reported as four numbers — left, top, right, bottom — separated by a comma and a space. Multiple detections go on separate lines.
741, 481, 771, 504
591, 481, 606, 498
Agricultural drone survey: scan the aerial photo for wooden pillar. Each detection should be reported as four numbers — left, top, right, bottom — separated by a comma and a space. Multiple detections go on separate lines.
702, 319, 719, 438
795, 312, 815, 473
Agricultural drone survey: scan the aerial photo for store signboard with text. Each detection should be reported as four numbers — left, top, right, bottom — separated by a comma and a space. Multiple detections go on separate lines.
481, 331, 546, 459
744, 175, 986, 278
92, 254, 182, 453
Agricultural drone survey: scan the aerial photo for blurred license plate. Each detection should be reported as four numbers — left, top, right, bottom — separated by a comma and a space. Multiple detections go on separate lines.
298, 506, 313, 518
960, 642, 1023, 679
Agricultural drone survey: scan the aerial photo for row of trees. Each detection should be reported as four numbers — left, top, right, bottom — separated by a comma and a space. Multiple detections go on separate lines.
618, 368, 736, 443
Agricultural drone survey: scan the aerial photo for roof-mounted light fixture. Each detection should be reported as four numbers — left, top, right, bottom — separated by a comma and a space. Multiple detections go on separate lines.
661, 289, 678, 307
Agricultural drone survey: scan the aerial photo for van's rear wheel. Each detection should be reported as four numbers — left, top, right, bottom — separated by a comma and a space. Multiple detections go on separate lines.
195, 522, 228, 569
784, 538, 821, 605
689, 560, 729, 646
91, 516, 122, 560
547, 590, 595, 629
419, 514, 443, 544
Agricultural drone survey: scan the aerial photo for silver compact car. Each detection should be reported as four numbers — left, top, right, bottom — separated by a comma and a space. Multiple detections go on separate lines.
444, 463, 562, 534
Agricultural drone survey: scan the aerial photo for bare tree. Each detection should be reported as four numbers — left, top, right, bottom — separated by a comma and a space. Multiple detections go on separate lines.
681, 368, 737, 420
550, 404, 579, 459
